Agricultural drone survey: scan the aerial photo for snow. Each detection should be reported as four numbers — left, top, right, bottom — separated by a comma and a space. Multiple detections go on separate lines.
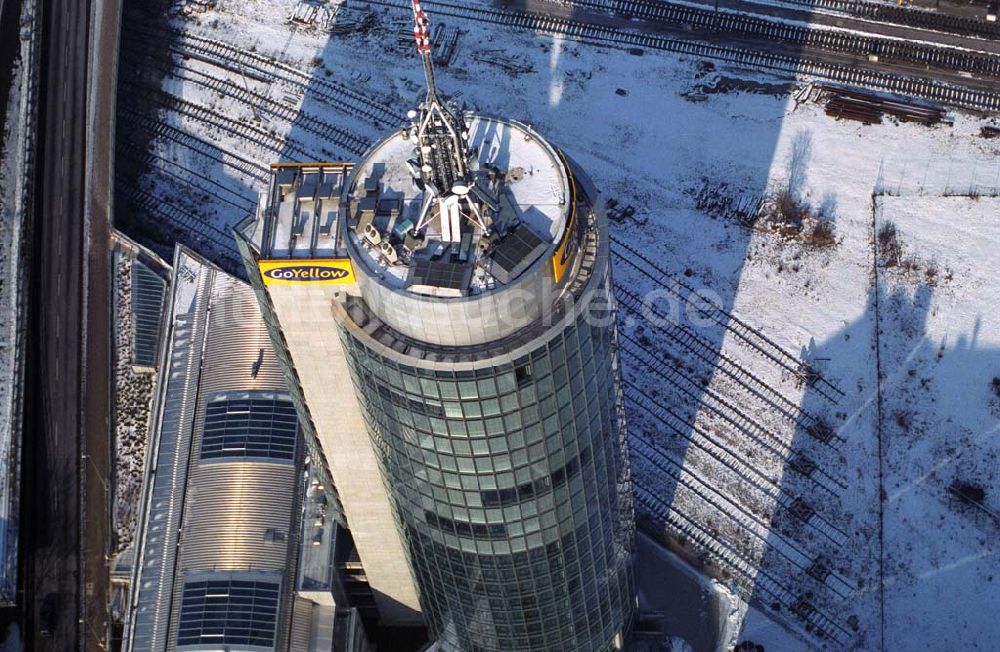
875, 195, 1000, 651
111, 253, 158, 555
119, 0, 1000, 649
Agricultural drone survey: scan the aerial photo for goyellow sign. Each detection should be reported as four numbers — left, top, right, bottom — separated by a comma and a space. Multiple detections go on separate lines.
259, 259, 356, 286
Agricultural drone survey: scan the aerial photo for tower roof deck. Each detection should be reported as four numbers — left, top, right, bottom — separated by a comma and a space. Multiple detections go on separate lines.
345, 116, 570, 296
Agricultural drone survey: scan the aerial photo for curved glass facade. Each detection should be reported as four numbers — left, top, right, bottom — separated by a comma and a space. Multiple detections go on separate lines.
339, 267, 635, 651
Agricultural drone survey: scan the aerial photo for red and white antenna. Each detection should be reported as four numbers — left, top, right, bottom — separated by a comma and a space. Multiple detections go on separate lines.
411, 0, 440, 103
412, 0, 432, 54
406, 0, 492, 239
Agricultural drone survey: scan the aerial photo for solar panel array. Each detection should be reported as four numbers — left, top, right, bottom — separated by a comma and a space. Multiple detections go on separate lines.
408, 259, 473, 292
489, 224, 547, 284
176, 577, 280, 648
201, 397, 298, 462
131, 261, 167, 367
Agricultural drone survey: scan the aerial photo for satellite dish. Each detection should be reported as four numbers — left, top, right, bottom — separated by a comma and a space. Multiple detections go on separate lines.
452, 184, 470, 196
407, 110, 417, 119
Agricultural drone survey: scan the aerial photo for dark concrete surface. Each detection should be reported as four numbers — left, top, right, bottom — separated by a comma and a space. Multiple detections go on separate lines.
637, 532, 729, 652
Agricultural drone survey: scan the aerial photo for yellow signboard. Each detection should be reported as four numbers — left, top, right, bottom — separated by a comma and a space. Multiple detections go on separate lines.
259, 259, 356, 286
551, 213, 575, 283
551, 151, 578, 283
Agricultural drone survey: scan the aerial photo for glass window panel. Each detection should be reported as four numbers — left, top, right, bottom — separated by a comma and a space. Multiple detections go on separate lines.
497, 371, 516, 394
458, 380, 479, 399
481, 398, 501, 417
536, 375, 554, 399
201, 396, 298, 462
177, 577, 279, 648
500, 393, 519, 414
504, 411, 523, 430
419, 377, 439, 398
439, 381, 459, 400
477, 378, 497, 397
486, 417, 504, 435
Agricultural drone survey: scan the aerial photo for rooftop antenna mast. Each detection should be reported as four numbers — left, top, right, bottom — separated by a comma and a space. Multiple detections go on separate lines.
409, 0, 492, 242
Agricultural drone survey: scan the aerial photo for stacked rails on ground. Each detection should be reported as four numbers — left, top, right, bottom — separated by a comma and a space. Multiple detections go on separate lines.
820, 84, 948, 125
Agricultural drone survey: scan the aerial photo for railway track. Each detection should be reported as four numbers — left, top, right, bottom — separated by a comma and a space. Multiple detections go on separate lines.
629, 430, 853, 603
769, 0, 1000, 40
125, 187, 242, 261
164, 61, 371, 157
633, 481, 854, 647
120, 140, 259, 214
615, 284, 818, 432
620, 336, 847, 495
568, 0, 1000, 77
131, 26, 403, 128
121, 40, 370, 160
122, 80, 317, 161
360, 0, 1000, 112
610, 240, 845, 404
119, 107, 271, 184
623, 380, 849, 547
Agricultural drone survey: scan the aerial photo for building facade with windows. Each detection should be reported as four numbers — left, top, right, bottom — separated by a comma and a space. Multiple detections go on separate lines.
237, 111, 636, 651
235, 5, 634, 648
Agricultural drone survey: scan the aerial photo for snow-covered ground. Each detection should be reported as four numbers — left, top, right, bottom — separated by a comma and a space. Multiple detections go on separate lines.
0, 0, 40, 605
118, 0, 1000, 649
875, 195, 1000, 651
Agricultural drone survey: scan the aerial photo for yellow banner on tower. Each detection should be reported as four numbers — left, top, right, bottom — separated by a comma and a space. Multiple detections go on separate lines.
259, 259, 356, 286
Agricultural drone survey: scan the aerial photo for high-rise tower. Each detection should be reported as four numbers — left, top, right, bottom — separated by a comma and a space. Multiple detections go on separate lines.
236, 3, 636, 648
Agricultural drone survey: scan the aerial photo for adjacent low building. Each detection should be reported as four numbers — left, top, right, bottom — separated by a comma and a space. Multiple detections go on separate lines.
124, 247, 372, 652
